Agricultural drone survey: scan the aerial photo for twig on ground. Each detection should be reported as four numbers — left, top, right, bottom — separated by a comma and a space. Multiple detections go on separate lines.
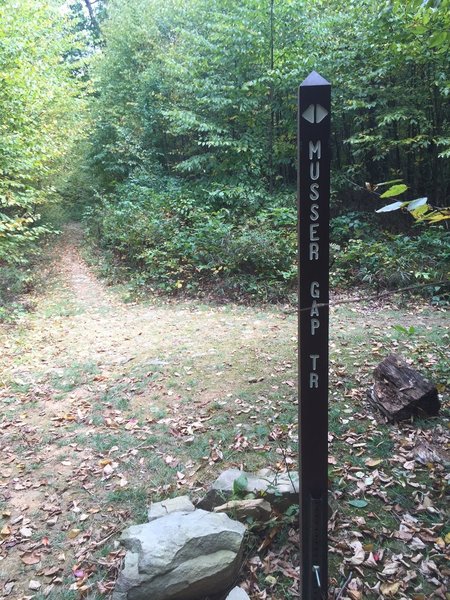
298, 279, 449, 313
335, 570, 353, 600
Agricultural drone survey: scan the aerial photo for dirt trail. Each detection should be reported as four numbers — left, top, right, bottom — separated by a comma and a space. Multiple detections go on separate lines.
59, 224, 113, 310
0, 225, 297, 599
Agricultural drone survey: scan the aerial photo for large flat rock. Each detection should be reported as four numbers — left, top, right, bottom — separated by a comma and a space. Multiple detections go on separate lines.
113, 509, 245, 600
213, 498, 272, 522
147, 495, 195, 522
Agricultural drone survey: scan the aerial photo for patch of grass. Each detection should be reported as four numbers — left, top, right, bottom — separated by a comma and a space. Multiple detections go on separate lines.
149, 406, 167, 419
107, 487, 148, 523
33, 592, 78, 600
42, 297, 83, 318
363, 500, 399, 530
2, 238, 449, 600
78, 432, 138, 454
365, 434, 394, 458
50, 361, 98, 392
10, 379, 32, 395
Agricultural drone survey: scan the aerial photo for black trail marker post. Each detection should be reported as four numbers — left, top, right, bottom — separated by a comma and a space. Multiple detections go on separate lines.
298, 71, 331, 599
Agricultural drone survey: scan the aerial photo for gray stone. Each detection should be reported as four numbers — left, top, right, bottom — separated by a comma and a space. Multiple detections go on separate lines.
113, 509, 245, 600
197, 468, 298, 511
147, 495, 195, 522
213, 498, 272, 522
225, 587, 250, 600
112, 551, 140, 600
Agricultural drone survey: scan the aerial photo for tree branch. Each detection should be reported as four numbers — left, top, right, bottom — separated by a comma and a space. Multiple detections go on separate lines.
298, 279, 450, 313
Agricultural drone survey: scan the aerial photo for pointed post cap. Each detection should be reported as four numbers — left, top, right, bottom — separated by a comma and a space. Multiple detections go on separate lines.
300, 71, 330, 87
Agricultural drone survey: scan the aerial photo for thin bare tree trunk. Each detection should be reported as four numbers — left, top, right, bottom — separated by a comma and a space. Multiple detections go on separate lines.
83, 0, 100, 33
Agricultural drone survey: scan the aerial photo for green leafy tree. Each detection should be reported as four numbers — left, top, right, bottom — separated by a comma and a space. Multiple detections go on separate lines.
0, 0, 84, 263
67, 0, 449, 297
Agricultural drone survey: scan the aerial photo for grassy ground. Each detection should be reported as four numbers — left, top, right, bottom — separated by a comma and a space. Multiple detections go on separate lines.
0, 225, 448, 599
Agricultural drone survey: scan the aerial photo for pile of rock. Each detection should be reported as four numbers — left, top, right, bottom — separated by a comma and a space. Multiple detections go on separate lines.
197, 468, 299, 512
113, 468, 298, 600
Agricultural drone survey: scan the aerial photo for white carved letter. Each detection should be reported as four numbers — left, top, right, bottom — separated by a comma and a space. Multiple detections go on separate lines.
309, 183, 319, 201
310, 354, 319, 370
310, 161, 320, 181
310, 223, 319, 241
310, 300, 319, 317
309, 242, 319, 260
310, 281, 320, 298
309, 140, 321, 160
309, 373, 319, 388
311, 318, 320, 335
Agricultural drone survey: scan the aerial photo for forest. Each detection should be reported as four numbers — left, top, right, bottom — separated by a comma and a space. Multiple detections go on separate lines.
1, 0, 449, 308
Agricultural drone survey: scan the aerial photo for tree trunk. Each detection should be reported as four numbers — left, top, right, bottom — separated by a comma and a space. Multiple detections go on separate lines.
369, 354, 440, 422
83, 0, 100, 33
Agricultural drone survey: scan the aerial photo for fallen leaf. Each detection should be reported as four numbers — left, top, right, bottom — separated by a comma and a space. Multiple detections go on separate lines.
3, 581, 15, 596
380, 581, 401, 596
68, 528, 81, 539
21, 553, 41, 565
19, 527, 32, 538
365, 458, 382, 468
348, 499, 368, 508
346, 540, 365, 565
364, 552, 378, 568
381, 561, 401, 576
44, 566, 60, 577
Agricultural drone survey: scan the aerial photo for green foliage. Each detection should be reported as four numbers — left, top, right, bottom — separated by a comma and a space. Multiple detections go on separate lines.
373, 180, 450, 223
84, 180, 297, 300
379, 185, 409, 199
63, 0, 449, 299
392, 324, 416, 336
0, 0, 84, 265
331, 228, 450, 297
0, 264, 33, 321
232, 473, 249, 498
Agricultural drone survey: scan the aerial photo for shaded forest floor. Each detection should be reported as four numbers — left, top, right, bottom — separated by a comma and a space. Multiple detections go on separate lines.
0, 225, 448, 600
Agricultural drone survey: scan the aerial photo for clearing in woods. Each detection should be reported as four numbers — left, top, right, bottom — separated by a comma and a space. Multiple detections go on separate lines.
0, 225, 448, 599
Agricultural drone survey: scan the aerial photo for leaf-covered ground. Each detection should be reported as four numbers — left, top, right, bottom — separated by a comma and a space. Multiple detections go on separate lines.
0, 225, 448, 600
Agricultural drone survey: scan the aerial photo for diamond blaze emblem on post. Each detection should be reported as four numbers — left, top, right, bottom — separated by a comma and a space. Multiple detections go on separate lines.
302, 103, 328, 124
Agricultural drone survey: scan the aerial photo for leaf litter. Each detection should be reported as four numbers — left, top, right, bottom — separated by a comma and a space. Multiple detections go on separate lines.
0, 226, 449, 599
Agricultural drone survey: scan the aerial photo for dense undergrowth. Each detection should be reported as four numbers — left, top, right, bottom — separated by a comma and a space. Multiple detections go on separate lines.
82, 174, 297, 302
81, 183, 449, 304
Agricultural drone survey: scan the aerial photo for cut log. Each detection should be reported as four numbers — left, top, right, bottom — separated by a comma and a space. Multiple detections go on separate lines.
369, 354, 440, 422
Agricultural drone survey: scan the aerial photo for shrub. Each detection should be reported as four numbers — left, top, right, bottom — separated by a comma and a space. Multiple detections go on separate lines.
83, 182, 297, 300
331, 228, 449, 300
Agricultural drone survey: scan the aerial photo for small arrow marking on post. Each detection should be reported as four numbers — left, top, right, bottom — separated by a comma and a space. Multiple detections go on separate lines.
302, 104, 328, 124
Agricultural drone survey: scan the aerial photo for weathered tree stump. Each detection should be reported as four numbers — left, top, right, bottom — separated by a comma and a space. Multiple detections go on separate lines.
369, 354, 440, 422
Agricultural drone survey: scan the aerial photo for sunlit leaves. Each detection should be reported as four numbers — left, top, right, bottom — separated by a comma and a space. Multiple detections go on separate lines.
376, 201, 405, 213
0, 0, 83, 263
379, 185, 408, 199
